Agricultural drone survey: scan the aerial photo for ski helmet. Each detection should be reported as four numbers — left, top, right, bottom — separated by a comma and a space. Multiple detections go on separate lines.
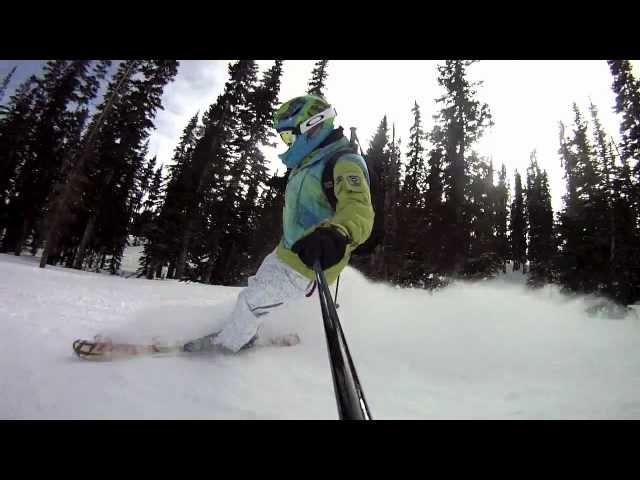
273, 95, 337, 146
273, 95, 338, 169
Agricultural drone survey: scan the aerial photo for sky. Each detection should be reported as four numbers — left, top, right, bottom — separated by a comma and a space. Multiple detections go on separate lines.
2, 59, 639, 212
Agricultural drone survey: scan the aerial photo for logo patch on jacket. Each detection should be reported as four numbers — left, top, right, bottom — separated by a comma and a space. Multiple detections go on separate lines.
347, 175, 361, 187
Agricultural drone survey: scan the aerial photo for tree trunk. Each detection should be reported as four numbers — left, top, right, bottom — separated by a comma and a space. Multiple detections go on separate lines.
174, 229, 190, 279
205, 255, 218, 284
65, 249, 76, 268
73, 215, 97, 269
154, 262, 163, 279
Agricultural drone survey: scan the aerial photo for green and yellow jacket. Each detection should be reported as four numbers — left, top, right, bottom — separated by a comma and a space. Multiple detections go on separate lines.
276, 134, 374, 284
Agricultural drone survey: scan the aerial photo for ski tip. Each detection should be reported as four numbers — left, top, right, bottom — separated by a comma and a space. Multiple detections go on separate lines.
72, 338, 110, 360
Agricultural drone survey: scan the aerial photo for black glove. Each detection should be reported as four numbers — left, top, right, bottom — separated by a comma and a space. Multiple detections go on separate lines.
291, 227, 349, 270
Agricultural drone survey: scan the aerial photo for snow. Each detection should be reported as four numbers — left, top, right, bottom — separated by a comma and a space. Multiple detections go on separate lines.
1, 251, 640, 419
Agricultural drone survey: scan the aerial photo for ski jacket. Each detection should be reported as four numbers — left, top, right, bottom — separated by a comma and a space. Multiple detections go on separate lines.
276, 134, 374, 284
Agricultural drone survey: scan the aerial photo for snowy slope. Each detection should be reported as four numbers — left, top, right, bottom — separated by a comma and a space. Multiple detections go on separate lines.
1, 252, 640, 419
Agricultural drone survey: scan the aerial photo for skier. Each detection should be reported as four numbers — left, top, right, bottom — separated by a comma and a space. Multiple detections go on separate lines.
184, 94, 374, 353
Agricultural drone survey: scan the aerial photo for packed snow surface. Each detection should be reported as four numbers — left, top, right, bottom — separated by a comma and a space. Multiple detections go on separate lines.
1, 252, 640, 419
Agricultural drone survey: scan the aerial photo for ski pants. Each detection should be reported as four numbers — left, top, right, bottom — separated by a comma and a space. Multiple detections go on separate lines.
212, 250, 313, 352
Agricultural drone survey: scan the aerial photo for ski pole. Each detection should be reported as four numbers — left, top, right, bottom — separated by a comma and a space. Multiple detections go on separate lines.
313, 261, 372, 420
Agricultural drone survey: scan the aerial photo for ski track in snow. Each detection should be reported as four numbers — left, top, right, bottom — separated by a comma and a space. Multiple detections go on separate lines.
1, 252, 640, 419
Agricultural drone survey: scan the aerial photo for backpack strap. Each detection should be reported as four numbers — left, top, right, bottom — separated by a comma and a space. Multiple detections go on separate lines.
321, 147, 357, 211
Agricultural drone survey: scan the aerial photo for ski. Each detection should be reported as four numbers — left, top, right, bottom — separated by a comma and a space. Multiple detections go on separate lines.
72, 333, 300, 361
72, 336, 180, 361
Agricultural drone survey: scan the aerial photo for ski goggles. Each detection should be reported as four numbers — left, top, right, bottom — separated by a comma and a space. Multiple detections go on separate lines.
277, 106, 337, 145
279, 129, 297, 146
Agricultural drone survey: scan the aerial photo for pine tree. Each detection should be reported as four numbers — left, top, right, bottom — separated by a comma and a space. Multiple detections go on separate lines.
198, 60, 284, 285
246, 169, 287, 275
510, 170, 527, 272
494, 163, 510, 273
74, 60, 178, 273
0, 76, 39, 222
142, 112, 200, 278
1, 61, 110, 255
556, 104, 608, 294
172, 60, 258, 281
29, 60, 178, 271
607, 60, 640, 304
130, 152, 156, 243
556, 119, 580, 289
39, 60, 131, 268
381, 126, 403, 283
609, 153, 640, 303
137, 163, 163, 237
589, 101, 618, 296
525, 151, 555, 286
307, 60, 329, 97
0, 65, 17, 104
434, 60, 493, 276
356, 115, 389, 266
423, 125, 446, 284
146, 166, 164, 213
608, 60, 640, 175
398, 101, 428, 284
401, 101, 427, 208
222, 60, 284, 283
466, 156, 499, 277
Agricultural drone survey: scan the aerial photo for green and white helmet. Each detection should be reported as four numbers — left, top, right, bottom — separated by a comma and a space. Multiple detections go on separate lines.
273, 94, 337, 146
